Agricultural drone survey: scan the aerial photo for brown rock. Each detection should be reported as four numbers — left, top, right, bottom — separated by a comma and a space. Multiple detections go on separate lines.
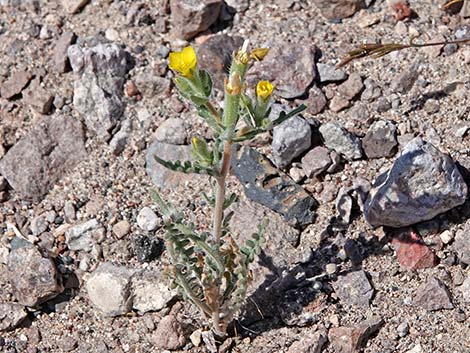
287, 330, 327, 353
0, 70, 32, 99
197, 34, 243, 90
0, 115, 87, 201
247, 42, 317, 99
53, 31, 76, 73
22, 78, 54, 114
313, 0, 367, 20
62, 0, 90, 14
7, 246, 63, 307
328, 316, 383, 353
304, 86, 327, 115
170, 0, 222, 40
301, 146, 332, 178
337, 73, 364, 100
153, 315, 189, 350
413, 277, 453, 311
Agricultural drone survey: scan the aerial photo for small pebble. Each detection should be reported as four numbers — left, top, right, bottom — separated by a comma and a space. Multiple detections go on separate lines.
137, 207, 160, 232
397, 322, 409, 337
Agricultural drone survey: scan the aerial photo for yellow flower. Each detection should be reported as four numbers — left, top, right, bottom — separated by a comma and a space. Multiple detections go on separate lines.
256, 80, 274, 100
168, 46, 197, 77
250, 48, 270, 61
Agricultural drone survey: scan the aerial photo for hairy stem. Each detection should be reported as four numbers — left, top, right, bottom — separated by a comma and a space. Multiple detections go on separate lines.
211, 142, 232, 335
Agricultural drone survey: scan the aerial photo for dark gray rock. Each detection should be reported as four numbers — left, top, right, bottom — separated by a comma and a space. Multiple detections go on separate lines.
68, 42, 129, 139
272, 116, 312, 168
133, 234, 163, 263
319, 122, 363, 161
413, 277, 453, 311
197, 34, 243, 91
0, 303, 28, 331
0, 70, 32, 99
53, 31, 76, 73
0, 115, 86, 201
453, 226, 470, 265
170, 0, 222, 40
7, 246, 63, 307
301, 146, 332, 177
365, 137, 467, 227
362, 120, 398, 159
232, 146, 316, 227
336, 188, 353, 223
247, 42, 317, 99
329, 316, 383, 353
332, 270, 374, 308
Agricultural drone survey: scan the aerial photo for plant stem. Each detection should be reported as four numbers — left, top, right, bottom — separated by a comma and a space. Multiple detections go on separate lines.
211, 141, 232, 335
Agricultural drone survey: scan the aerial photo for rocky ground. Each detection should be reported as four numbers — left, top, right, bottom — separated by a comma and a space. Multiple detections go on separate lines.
1, 0, 470, 352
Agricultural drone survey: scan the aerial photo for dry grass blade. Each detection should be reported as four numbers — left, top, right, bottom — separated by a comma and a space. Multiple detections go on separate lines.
337, 43, 409, 68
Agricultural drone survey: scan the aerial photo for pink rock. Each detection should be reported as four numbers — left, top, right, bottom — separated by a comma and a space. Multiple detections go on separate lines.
392, 230, 437, 269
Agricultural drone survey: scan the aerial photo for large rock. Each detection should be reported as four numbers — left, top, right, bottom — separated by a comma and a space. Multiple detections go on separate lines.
313, 0, 367, 20
197, 34, 243, 91
0, 303, 28, 331
365, 138, 467, 227
247, 42, 317, 99
146, 141, 201, 190
413, 277, 453, 311
272, 116, 311, 168
332, 270, 374, 309
86, 262, 136, 317
68, 42, 129, 139
0, 69, 32, 99
7, 245, 63, 307
0, 115, 86, 201
131, 271, 178, 313
319, 122, 363, 161
170, 0, 222, 40
232, 146, 316, 227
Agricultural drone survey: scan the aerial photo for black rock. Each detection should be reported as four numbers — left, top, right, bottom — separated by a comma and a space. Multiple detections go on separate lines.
133, 235, 164, 263
231, 146, 317, 227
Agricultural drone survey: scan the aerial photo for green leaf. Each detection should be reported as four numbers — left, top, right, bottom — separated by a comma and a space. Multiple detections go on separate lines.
197, 106, 224, 134
271, 104, 307, 127
153, 155, 219, 177
198, 70, 213, 98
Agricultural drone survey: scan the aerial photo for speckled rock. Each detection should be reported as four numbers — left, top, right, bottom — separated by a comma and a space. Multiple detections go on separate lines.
0, 303, 28, 331
362, 120, 398, 159
365, 137, 467, 227
319, 122, 363, 161
332, 270, 374, 308
413, 277, 453, 311
272, 116, 312, 168
131, 271, 178, 313
329, 316, 384, 353
152, 314, 189, 350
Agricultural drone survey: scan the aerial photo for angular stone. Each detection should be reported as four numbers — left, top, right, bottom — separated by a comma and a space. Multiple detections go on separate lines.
62, 0, 89, 14
0, 70, 32, 99
317, 63, 347, 83
301, 146, 332, 178
392, 230, 437, 269
131, 271, 178, 313
53, 31, 76, 73
362, 120, 398, 159
247, 42, 317, 99
154, 118, 188, 145
0, 303, 28, 331
197, 34, 243, 90
413, 277, 453, 311
153, 315, 189, 350
0, 115, 86, 201
319, 122, 363, 161
454, 225, 470, 265
22, 78, 53, 114
69, 42, 129, 139
112, 220, 130, 239
272, 116, 312, 168
391, 63, 419, 94
86, 262, 136, 317
338, 73, 364, 100
7, 245, 63, 307
304, 86, 327, 115
330, 95, 351, 113
313, 0, 366, 20
287, 330, 327, 353
365, 138, 467, 227
232, 146, 316, 227
332, 270, 374, 308
170, 0, 222, 40
146, 141, 201, 190
328, 316, 384, 353
65, 219, 103, 252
